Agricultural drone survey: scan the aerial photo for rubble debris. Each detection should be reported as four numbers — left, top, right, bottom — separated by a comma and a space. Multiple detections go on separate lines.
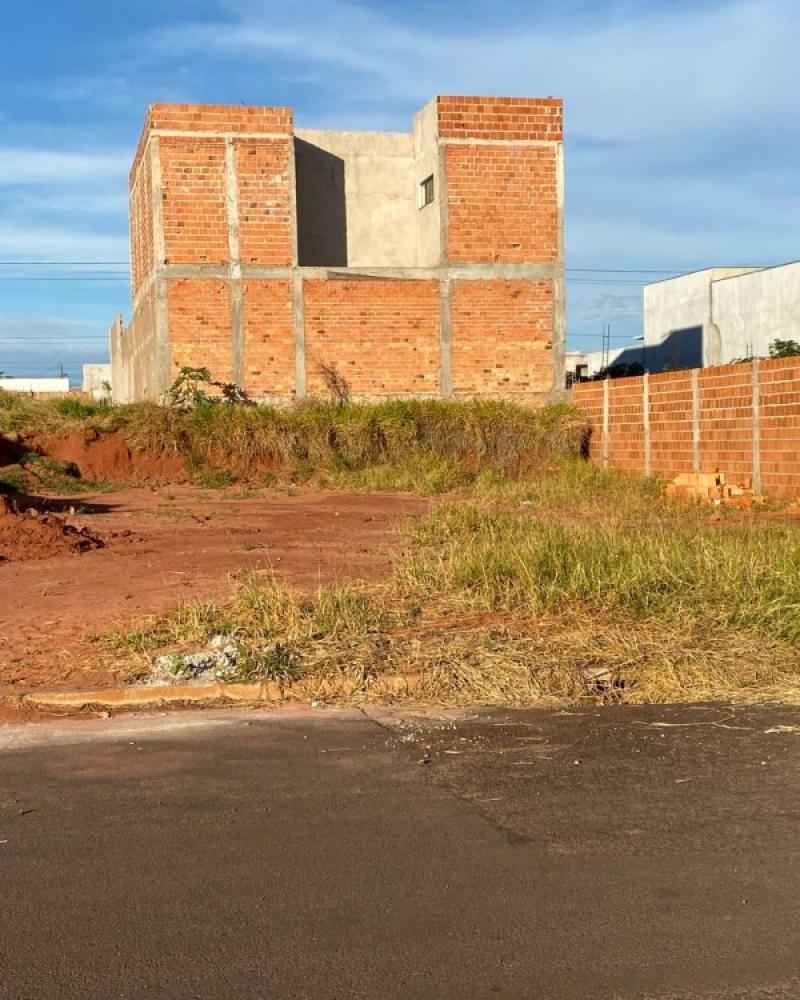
665, 472, 765, 507
148, 634, 240, 686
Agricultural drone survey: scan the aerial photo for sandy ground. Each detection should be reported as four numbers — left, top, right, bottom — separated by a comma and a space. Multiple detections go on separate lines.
0, 486, 427, 693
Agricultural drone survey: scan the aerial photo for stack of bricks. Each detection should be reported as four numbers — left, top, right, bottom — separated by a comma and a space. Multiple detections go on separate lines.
115, 95, 565, 406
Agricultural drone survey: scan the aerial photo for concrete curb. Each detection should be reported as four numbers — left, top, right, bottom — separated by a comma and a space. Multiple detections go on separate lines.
12, 673, 425, 713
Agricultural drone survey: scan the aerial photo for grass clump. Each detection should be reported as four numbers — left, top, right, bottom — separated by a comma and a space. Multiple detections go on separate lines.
2, 389, 588, 494
123, 397, 587, 484
401, 504, 800, 643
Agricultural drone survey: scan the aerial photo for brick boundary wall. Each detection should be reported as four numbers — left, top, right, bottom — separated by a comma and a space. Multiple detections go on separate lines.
572, 358, 800, 498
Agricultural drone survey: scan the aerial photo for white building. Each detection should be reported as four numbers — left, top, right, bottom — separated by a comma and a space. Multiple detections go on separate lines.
82, 363, 112, 400
642, 262, 800, 370
0, 377, 70, 394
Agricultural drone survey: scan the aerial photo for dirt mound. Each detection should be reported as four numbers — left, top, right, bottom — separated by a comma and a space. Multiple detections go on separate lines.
0, 433, 22, 467
30, 429, 187, 484
0, 495, 105, 562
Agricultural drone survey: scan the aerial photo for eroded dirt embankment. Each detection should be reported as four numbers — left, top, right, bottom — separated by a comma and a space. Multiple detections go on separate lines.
29, 429, 187, 483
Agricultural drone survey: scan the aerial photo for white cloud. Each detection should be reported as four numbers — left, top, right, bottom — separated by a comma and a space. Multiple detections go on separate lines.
0, 317, 109, 380
0, 148, 129, 187
142, 0, 800, 286
0, 223, 128, 262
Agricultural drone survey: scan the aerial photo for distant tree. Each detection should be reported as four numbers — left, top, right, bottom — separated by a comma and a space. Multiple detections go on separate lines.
769, 339, 800, 359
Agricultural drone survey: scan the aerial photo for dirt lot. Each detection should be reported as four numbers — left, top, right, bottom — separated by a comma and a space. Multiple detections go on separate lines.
0, 486, 427, 694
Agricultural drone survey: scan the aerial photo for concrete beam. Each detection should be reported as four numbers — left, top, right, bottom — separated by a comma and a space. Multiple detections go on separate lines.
158, 262, 563, 282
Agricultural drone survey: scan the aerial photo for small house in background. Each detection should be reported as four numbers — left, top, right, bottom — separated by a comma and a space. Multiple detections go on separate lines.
0, 377, 70, 395
82, 363, 112, 401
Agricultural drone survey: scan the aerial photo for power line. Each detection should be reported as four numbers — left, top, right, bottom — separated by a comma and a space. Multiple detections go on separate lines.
0, 261, 129, 266
0, 261, 704, 273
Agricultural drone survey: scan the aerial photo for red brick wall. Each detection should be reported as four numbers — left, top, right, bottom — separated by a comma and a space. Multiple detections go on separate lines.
303, 279, 440, 396
696, 365, 753, 485
760, 357, 800, 495
159, 137, 228, 265
438, 97, 561, 265
168, 278, 233, 383
436, 96, 562, 142
146, 103, 293, 135
648, 371, 695, 478
444, 146, 559, 264
129, 150, 153, 295
236, 140, 294, 266
573, 359, 800, 498
242, 279, 295, 397
450, 279, 553, 395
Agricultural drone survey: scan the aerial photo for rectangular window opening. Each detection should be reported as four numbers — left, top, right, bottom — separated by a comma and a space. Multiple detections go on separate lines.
419, 174, 435, 209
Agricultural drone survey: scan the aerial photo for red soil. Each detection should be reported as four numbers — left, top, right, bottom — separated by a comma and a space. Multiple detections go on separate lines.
0, 496, 105, 563
0, 486, 427, 694
31, 429, 187, 483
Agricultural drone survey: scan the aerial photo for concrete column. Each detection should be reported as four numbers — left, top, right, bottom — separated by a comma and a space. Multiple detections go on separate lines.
436, 140, 449, 266
602, 378, 610, 469
224, 138, 245, 387
642, 372, 651, 476
752, 358, 762, 494
293, 273, 306, 398
552, 141, 566, 391
150, 137, 171, 399
439, 277, 453, 397
691, 368, 701, 473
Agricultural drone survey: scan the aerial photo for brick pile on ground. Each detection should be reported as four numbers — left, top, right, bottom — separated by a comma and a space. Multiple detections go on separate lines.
0, 495, 104, 563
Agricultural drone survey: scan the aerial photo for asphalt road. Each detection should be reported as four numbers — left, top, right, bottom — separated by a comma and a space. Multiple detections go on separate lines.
1, 703, 800, 999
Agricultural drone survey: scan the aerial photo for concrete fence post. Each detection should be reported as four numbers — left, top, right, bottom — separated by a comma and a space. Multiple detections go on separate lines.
691, 369, 701, 474
293, 274, 307, 399
642, 372, 651, 476
751, 358, 762, 494
439, 278, 453, 398
602, 378, 610, 469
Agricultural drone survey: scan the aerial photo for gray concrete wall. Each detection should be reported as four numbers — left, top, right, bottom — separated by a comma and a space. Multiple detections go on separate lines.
644, 268, 761, 369
82, 363, 112, 400
412, 99, 441, 267
111, 286, 160, 403
295, 129, 417, 267
711, 261, 800, 363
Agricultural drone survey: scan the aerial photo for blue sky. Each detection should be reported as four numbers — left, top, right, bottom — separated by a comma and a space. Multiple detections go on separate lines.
1, 0, 799, 382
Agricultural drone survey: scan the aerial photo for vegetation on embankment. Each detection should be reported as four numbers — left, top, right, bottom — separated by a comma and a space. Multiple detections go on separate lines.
0, 388, 588, 492
94, 473, 800, 706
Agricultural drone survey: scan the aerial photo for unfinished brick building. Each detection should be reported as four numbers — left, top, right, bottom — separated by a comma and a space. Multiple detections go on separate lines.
111, 95, 564, 403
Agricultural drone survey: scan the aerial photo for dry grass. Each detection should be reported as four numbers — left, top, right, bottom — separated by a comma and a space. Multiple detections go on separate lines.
17, 390, 793, 706
1, 390, 588, 493
122, 397, 587, 482
93, 494, 800, 706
